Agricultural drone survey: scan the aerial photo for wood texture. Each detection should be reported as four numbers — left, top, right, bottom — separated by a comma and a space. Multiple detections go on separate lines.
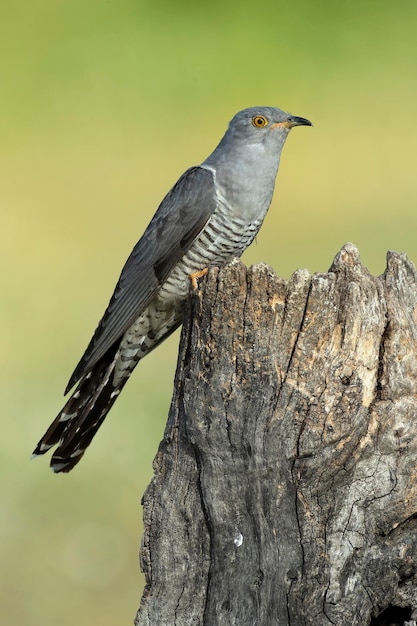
136, 244, 417, 626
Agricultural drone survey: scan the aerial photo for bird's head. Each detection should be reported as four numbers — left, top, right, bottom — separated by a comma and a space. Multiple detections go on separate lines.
204, 106, 312, 168
228, 106, 312, 145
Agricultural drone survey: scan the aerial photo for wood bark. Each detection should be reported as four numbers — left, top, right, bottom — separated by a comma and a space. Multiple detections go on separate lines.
135, 243, 417, 626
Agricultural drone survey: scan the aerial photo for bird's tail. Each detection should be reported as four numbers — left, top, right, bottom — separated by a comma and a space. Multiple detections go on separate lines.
32, 348, 127, 473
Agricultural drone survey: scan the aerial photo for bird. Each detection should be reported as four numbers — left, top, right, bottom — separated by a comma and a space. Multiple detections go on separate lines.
33, 106, 312, 472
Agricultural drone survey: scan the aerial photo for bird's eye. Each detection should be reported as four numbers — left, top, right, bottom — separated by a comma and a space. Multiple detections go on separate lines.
252, 115, 268, 128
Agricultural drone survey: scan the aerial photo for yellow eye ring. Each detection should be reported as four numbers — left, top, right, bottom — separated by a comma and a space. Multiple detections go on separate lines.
252, 115, 268, 128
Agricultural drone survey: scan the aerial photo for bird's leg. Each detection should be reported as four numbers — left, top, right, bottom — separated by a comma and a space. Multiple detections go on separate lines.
189, 267, 208, 290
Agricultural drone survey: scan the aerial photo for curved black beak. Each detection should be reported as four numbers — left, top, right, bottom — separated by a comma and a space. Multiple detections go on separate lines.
286, 115, 313, 128
271, 115, 313, 130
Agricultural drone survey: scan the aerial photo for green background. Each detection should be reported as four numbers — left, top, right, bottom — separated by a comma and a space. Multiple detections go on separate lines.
2, 1, 417, 624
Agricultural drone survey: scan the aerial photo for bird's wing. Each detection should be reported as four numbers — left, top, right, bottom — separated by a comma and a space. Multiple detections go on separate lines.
66, 166, 217, 391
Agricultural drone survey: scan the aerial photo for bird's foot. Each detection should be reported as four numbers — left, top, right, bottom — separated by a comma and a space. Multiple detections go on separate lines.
189, 267, 208, 290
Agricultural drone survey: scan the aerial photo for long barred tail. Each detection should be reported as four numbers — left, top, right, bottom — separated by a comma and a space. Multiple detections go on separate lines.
32, 348, 128, 473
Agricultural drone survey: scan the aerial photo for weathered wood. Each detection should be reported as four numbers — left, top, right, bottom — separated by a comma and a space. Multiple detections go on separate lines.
136, 243, 417, 626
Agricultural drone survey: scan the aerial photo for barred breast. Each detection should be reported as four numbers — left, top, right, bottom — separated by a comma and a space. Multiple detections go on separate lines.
160, 201, 264, 300
113, 202, 264, 385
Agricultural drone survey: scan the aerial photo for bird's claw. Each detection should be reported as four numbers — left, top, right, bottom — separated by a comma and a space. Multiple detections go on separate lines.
189, 267, 208, 290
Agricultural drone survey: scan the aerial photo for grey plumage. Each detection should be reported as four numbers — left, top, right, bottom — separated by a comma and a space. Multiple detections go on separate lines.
33, 106, 312, 472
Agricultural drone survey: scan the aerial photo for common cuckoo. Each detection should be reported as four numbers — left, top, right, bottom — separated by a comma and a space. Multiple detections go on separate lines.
33, 106, 312, 472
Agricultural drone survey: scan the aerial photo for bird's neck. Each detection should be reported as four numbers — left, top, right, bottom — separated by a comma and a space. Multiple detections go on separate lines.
202, 139, 284, 219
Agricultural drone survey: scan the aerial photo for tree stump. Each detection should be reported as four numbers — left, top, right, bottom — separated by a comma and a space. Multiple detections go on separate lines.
135, 243, 417, 626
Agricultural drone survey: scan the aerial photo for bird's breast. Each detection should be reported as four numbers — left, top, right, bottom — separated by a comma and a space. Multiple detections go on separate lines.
209, 156, 278, 224
160, 197, 265, 303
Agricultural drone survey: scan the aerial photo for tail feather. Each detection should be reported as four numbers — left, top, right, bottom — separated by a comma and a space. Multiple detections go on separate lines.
33, 308, 183, 473
33, 348, 129, 472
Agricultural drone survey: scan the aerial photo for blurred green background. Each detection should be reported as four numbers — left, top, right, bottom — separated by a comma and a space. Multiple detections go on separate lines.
2, 0, 417, 624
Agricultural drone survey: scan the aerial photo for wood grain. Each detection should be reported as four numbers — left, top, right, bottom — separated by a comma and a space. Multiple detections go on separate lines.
136, 244, 417, 626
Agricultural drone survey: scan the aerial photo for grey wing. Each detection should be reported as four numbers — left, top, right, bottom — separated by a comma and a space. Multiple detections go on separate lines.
66, 166, 217, 392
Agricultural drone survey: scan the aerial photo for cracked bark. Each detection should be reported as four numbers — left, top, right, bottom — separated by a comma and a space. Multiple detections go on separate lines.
135, 243, 417, 626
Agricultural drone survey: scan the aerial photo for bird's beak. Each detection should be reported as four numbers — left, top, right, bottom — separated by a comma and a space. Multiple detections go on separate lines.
272, 115, 313, 129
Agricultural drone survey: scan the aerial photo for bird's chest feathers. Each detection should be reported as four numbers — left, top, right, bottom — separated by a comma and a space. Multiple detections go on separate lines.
214, 147, 280, 222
